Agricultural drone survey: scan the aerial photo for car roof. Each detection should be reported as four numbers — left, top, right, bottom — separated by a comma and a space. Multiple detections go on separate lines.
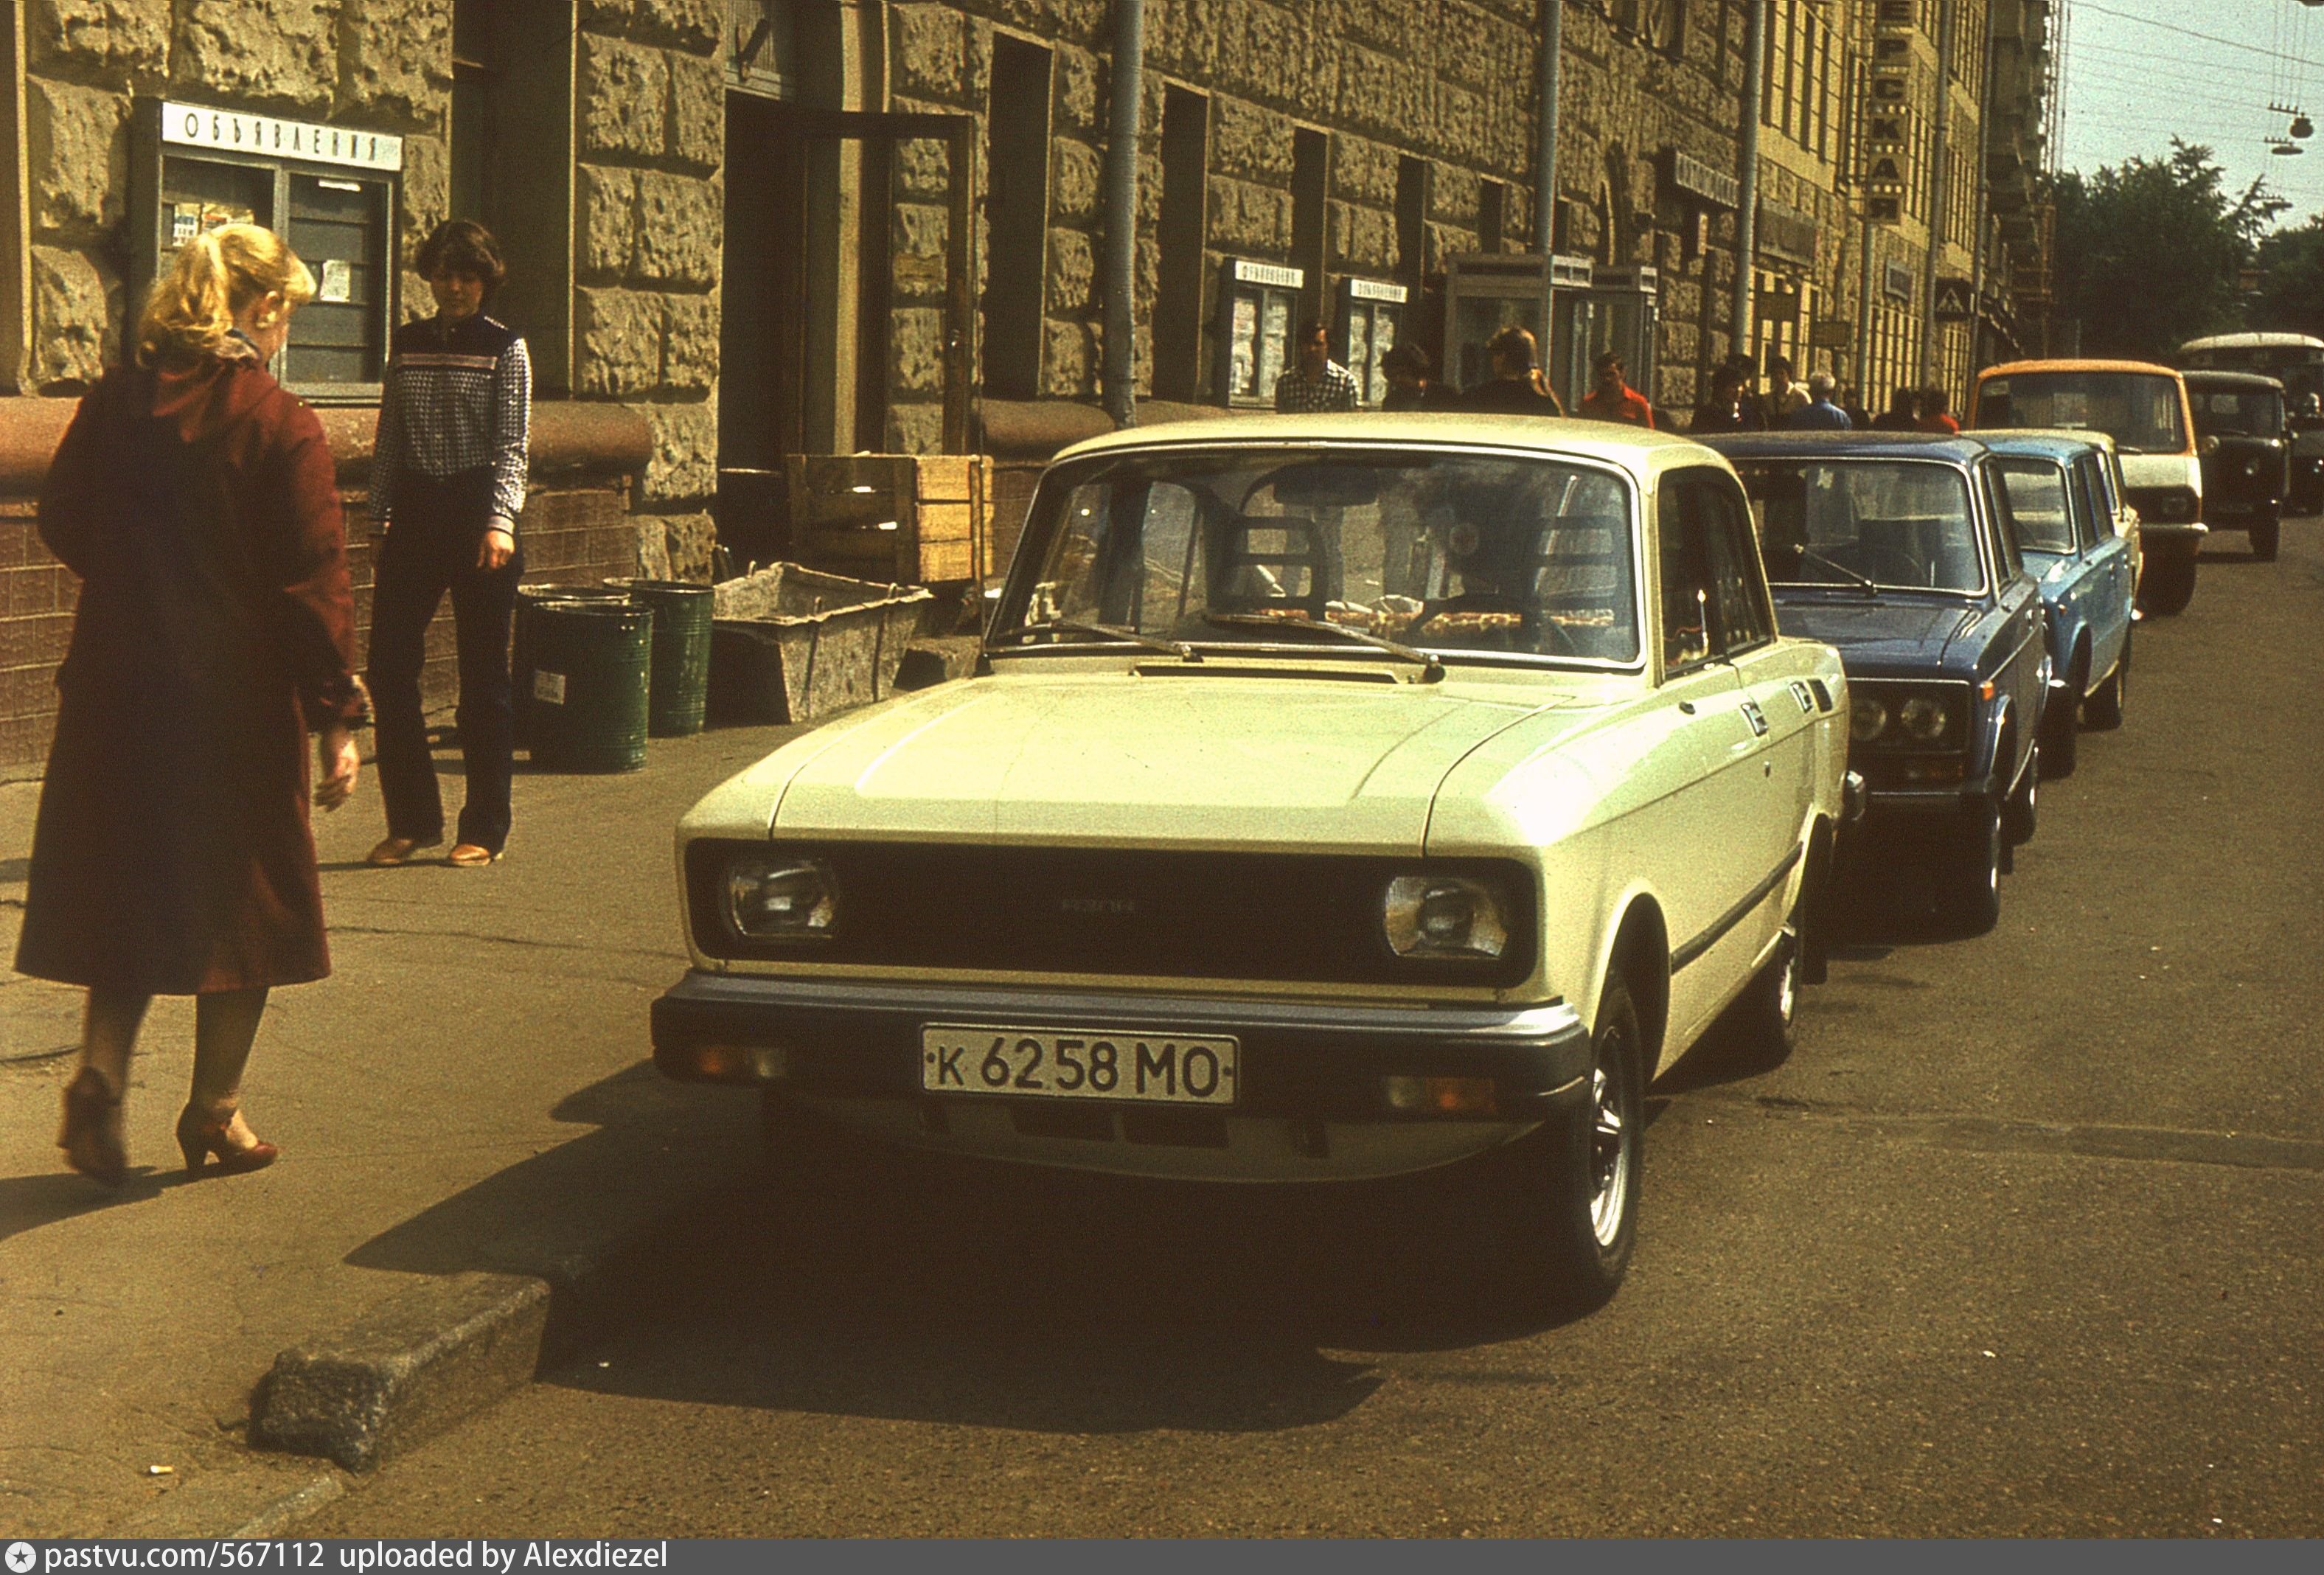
1977, 358, 2184, 379
1975, 431, 2105, 462
2179, 333, 2324, 351
1048, 412, 1719, 479
1980, 426, 2120, 456
2182, 369, 2285, 391
1697, 431, 1989, 465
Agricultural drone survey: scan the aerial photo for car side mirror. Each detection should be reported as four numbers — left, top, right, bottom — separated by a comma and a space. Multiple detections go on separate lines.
2200, 435, 2222, 458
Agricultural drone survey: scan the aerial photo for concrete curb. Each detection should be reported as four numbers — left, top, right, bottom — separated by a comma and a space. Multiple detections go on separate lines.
248, 1173, 726, 1480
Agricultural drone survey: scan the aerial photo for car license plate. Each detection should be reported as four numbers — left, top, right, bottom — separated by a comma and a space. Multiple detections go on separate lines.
919, 1024, 1239, 1106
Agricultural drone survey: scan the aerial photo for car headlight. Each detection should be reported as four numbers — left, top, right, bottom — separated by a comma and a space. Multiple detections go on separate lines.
1851, 695, 1890, 743
1899, 695, 1952, 742
727, 857, 837, 940
1383, 875, 1510, 960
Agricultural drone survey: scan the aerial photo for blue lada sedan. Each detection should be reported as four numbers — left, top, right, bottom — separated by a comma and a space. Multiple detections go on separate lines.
1977, 432, 2137, 777
1704, 434, 2049, 932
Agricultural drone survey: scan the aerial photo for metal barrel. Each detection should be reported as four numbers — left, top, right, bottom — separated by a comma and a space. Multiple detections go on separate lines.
627, 580, 714, 737
525, 601, 653, 773
514, 584, 633, 747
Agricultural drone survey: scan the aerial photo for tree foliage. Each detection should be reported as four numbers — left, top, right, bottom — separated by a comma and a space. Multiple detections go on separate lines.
2250, 218, 2324, 339
2050, 142, 2286, 359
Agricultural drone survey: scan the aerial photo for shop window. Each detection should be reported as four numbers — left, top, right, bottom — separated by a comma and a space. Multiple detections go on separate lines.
1153, 87, 1209, 404
983, 34, 1052, 401
1291, 129, 1329, 327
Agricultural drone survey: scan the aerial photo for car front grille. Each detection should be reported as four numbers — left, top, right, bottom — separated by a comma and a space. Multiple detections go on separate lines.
686, 840, 1537, 988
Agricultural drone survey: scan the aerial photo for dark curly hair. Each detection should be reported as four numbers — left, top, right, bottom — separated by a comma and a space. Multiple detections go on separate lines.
414, 220, 507, 297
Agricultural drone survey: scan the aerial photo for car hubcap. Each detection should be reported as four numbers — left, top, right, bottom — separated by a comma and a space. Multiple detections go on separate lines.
1587, 1043, 1632, 1248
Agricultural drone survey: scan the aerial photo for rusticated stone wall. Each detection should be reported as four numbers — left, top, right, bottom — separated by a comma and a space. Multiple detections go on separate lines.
19, 0, 454, 392
569, 0, 724, 580
885, 1, 1764, 420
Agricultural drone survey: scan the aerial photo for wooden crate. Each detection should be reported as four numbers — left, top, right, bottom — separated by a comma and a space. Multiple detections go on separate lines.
787, 453, 989, 585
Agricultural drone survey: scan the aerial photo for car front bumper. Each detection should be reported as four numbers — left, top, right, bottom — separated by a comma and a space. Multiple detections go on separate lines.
653, 971, 1594, 1181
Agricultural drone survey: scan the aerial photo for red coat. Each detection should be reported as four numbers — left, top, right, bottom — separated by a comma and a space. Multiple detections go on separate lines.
17, 350, 363, 995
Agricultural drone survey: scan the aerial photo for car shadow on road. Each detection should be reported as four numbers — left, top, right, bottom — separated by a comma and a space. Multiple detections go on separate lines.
333, 1063, 1596, 1436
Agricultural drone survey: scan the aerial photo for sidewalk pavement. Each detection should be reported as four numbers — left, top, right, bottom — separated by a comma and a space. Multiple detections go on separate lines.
0, 720, 807, 1536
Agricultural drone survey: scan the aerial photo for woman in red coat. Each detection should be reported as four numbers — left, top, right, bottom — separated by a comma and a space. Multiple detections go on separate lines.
24, 224, 364, 1186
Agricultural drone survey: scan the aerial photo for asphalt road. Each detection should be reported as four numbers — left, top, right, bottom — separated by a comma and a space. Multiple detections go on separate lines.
313, 520, 2323, 1537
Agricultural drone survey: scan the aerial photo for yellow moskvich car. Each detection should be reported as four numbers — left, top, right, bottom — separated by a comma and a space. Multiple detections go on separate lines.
655, 414, 1857, 1310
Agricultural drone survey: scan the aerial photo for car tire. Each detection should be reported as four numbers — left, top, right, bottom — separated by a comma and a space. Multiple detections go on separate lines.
1487, 976, 1644, 1315
2041, 655, 2082, 779
2138, 551, 2196, 616
2004, 739, 2041, 847
1733, 911, 1803, 1067
2251, 512, 2280, 562
2085, 626, 2130, 730
1937, 802, 2003, 936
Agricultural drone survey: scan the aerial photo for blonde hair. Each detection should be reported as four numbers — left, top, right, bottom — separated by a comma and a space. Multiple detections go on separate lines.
136, 223, 316, 366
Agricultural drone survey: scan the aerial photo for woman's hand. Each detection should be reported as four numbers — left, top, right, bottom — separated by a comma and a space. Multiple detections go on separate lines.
316, 724, 360, 811
478, 521, 515, 571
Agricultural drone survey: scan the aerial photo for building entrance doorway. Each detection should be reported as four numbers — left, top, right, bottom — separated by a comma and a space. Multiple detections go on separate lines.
719, 102, 976, 569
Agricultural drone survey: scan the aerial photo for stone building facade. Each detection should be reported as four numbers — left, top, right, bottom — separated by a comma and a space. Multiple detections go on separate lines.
0, 0, 2051, 768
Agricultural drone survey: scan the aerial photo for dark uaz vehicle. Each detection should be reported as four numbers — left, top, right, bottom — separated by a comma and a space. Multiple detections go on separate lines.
2183, 369, 2288, 562
1705, 434, 2048, 933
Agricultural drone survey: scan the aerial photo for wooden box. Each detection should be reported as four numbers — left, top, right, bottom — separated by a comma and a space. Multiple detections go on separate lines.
787, 453, 989, 585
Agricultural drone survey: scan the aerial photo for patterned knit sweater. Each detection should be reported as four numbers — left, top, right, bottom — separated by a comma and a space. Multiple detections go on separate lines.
369, 312, 532, 528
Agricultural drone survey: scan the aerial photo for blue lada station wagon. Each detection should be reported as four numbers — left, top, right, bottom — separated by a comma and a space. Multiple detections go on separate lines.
1704, 434, 2049, 933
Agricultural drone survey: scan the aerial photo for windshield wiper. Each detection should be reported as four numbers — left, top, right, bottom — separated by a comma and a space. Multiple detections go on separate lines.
1200, 611, 1444, 678
1005, 618, 1201, 661
1795, 549, 1881, 594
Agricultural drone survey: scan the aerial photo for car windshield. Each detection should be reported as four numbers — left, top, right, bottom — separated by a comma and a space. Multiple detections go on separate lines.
2190, 388, 2283, 437
1974, 372, 2185, 453
1733, 460, 1986, 593
1995, 459, 2076, 552
994, 446, 1642, 665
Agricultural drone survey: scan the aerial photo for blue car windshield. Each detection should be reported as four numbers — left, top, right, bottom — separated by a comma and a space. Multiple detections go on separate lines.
1995, 460, 2076, 552
1734, 461, 1986, 594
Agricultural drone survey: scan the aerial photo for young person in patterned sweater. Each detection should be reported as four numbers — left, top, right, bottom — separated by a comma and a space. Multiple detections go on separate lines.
364, 220, 531, 868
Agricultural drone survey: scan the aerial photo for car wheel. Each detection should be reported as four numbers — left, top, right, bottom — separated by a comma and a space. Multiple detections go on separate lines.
2251, 512, 2280, 562
2085, 626, 2130, 730
1936, 803, 2003, 936
2041, 656, 2082, 779
2138, 550, 2196, 616
1733, 910, 1803, 1067
1488, 976, 1643, 1314
2004, 739, 2041, 847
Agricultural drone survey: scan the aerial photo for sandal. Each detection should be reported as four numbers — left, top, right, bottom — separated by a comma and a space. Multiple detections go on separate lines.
447, 843, 501, 867
366, 835, 442, 866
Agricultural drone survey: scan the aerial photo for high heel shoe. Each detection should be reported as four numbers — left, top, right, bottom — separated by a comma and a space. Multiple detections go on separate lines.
175, 1105, 279, 1177
58, 1067, 128, 1186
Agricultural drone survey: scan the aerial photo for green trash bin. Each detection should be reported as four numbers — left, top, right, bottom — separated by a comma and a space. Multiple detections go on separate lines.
526, 601, 653, 773
627, 580, 714, 737
515, 584, 632, 747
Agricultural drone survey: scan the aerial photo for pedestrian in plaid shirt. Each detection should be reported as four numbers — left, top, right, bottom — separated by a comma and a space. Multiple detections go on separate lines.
1273, 320, 1362, 412
363, 220, 531, 870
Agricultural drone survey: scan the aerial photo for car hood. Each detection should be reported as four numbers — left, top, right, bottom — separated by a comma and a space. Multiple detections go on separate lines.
762, 670, 1560, 852
1771, 596, 1977, 667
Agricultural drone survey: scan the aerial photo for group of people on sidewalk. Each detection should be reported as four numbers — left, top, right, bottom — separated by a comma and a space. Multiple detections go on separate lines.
1274, 323, 1961, 442
28, 218, 533, 1188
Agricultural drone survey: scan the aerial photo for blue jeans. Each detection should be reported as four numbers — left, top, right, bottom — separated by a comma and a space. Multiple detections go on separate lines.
365, 470, 522, 853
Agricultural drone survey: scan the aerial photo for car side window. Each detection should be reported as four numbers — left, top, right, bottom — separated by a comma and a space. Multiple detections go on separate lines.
2070, 458, 2104, 549
1694, 472, 1775, 655
1980, 462, 2025, 580
1656, 473, 1717, 674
